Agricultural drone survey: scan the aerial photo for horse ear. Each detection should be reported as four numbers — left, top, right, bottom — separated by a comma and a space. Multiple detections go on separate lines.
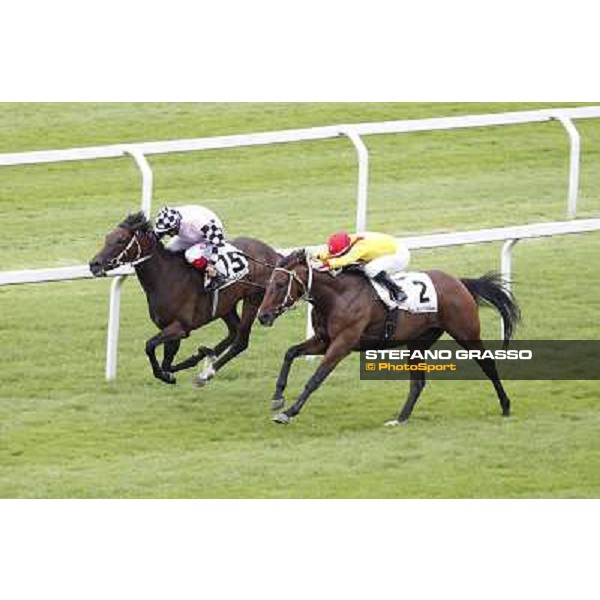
294, 248, 307, 264
276, 253, 290, 268
136, 211, 152, 232
120, 214, 135, 230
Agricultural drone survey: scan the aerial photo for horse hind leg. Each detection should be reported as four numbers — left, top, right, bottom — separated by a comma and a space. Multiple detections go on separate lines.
454, 337, 511, 418
169, 309, 240, 375
442, 286, 511, 418
477, 352, 511, 418
387, 329, 444, 426
162, 340, 181, 373
386, 369, 427, 427
195, 299, 258, 387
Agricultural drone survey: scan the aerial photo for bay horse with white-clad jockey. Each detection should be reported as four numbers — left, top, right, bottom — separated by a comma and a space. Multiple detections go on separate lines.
89, 211, 279, 386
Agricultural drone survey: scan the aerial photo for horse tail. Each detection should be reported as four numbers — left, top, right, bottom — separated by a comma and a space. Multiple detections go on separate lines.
461, 273, 521, 349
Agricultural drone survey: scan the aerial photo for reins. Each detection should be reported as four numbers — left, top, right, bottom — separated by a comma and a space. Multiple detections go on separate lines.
219, 249, 280, 291
228, 251, 287, 291
238, 251, 281, 271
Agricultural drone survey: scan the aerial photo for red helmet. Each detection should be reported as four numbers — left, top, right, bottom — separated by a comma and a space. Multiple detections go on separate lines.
327, 232, 352, 257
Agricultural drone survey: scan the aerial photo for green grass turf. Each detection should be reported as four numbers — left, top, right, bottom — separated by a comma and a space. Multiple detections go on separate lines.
0, 103, 599, 498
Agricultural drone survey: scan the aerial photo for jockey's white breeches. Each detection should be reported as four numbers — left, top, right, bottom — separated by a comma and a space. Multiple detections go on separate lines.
183, 242, 213, 264
167, 238, 214, 264
364, 245, 411, 278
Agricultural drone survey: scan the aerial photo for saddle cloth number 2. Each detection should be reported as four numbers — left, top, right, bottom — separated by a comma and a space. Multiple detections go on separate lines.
412, 280, 431, 304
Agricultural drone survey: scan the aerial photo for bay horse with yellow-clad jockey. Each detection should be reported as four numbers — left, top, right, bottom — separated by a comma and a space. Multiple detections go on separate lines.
257, 230, 521, 426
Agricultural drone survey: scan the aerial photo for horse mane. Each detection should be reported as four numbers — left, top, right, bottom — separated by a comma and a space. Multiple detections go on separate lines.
120, 211, 153, 233
277, 248, 307, 269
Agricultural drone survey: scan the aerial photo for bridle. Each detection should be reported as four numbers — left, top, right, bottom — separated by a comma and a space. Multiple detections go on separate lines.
268, 253, 314, 317
107, 230, 155, 270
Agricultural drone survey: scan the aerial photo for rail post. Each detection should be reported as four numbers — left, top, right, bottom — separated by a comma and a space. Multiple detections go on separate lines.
104, 148, 153, 381
305, 128, 370, 348
553, 114, 581, 219
106, 275, 126, 381
500, 239, 519, 340
124, 147, 154, 216
339, 127, 370, 231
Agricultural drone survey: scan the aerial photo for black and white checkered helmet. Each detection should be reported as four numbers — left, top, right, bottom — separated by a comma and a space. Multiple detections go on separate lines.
154, 206, 182, 235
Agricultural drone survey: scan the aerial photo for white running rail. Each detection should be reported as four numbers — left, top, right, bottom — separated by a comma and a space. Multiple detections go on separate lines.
2, 219, 599, 373
1, 106, 599, 379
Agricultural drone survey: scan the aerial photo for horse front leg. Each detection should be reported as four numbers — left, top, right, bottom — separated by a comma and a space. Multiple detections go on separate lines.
273, 333, 357, 425
271, 336, 328, 411
145, 321, 189, 384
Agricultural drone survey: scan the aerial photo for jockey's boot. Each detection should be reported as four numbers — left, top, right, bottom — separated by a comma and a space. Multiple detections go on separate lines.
205, 273, 228, 292
373, 271, 407, 303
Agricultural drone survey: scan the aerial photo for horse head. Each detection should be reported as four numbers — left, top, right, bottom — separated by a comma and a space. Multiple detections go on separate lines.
258, 249, 311, 327
89, 211, 157, 277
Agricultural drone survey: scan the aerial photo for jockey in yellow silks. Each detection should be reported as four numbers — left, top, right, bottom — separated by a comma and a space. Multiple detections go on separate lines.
315, 231, 410, 302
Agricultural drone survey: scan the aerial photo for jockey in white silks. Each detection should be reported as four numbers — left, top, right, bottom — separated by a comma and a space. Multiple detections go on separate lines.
153, 205, 227, 291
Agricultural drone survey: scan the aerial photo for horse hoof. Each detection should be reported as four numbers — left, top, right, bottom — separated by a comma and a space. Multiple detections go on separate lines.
193, 364, 216, 388
272, 413, 291, 425
160, 372, 177, 385
271, 397, 285, 411
384, 419, 406, 427
193, 375, 211, 388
